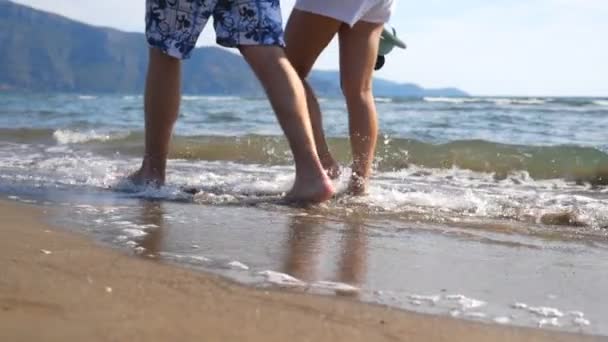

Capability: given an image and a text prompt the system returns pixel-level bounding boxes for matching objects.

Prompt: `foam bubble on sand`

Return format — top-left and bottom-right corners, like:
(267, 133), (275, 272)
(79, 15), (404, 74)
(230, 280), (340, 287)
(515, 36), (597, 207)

(114, 221), (134, 225)
(538, 317), (561, 327)
(573, 317), (591, 326)
(512, 302), (528, 309)
(528, 306), (564, 318)
(408, 294), (441, 304)
(258, 271), (305, 287)
(227, 261), (249, 270)
(188, 256), (210, 263)
(494, 316), (511, 324)
(567, 311), (590, 326)
(568, 311), (585, 318)
(449, 309), (461, 317)
(159, 252), (210, 264)
(445, 294), (486, 310)
(122, 229), (147, 238)
(311, 281), (359, 294)
(464, 312), (487, 319)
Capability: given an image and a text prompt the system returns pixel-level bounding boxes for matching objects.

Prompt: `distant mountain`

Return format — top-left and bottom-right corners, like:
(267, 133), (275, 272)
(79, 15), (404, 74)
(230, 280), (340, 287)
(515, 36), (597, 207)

(309, 71), (468, 98)
(0, 1), (468, 97)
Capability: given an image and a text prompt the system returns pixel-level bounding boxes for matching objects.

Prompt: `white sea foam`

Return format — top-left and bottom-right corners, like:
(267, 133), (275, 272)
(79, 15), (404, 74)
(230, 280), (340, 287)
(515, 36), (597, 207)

(2, 142), (608, 231)
(159, 252), (210, 263)
(494, 316), (511, 324)
(593, 100), (608, 106)
(182, 96), (205, 101)
(464, 312), (487, 319)
(125, 240), (138, 247)
(568, 311), (585, 318)
(122, 229), (147, 238)
(227, 261), (249, 270)
(445, 294), (486, 310)
(527, 306), (564, 318)
(423, 97), (474, 104)
(408, 294), (441, 304)
(538, 317), (561, 327)
(78, 95), (97, 100)
(45, 145), (72, 153)
(53, 129), (117, 144)
(573, 317), (591, 326)
(311, 281), (359, 293)
(512, 302), (528, 309)
(258, 271), (305, 287)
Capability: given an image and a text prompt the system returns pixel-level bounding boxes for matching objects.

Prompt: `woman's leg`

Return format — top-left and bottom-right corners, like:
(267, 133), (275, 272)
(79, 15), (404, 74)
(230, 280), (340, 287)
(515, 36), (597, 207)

(338, 21), (384, 195)
(285, 9), (342, 179)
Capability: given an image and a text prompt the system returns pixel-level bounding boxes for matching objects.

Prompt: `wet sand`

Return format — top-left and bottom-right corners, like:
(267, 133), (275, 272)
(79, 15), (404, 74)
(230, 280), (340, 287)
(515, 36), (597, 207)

(0, 199), (601, 342)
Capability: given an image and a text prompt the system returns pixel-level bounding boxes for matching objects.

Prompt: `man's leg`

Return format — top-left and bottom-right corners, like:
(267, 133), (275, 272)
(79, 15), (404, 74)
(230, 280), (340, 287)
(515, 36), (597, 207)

(129, 48), (182, 186)
(239, 45), (335, 203)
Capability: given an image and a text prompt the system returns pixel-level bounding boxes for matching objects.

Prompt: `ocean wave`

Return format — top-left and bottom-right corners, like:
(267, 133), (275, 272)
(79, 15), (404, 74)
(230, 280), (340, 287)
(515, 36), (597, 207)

(422, 97), (608, 107)
(490, 98), (547, 105)
(77, 95), (97, 100)
(52, 129), (127, 144)
(423, 97), (477, 104)
(593, 100), (608, 107)
(428, 97), (548, 106)
(423, 97), (548, 106)
(182, 95), (240, 102)
(2, 128), (607, 183)
(1, 145), (607, 231)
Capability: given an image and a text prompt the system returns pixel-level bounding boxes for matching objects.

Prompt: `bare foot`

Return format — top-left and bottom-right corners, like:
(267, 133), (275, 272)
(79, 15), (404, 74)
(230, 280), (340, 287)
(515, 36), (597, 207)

(320, 153), (341, 180)
(127, 162), (165, 187)
(347, 173), (369, 196)
(285, 174), (336, 204)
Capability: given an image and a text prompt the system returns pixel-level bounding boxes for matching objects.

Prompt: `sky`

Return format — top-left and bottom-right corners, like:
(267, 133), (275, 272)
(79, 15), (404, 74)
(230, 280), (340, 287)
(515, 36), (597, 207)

(11, 0), (608, 97)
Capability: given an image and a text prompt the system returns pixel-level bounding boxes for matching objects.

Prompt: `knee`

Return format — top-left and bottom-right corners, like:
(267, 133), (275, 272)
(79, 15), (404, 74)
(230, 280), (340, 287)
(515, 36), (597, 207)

(239, 45), (284, 71)
(340, 79), (373, 104)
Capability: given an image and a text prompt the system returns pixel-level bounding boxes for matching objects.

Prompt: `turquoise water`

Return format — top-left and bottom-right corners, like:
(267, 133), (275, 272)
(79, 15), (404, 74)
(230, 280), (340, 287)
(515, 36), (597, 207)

(1, 93), (607, 336)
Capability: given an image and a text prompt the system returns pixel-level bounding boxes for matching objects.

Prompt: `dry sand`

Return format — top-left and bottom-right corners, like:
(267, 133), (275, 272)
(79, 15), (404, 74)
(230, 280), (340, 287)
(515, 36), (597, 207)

(0, 199), (602, 342)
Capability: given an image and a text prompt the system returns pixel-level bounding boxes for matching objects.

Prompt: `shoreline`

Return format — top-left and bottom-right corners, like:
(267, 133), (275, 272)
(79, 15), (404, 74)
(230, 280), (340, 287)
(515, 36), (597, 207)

(0, 199), (602, 342)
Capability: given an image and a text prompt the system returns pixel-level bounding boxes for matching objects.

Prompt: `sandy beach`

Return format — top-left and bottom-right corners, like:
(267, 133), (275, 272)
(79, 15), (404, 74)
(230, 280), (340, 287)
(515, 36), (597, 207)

(0, 199), (602, 342)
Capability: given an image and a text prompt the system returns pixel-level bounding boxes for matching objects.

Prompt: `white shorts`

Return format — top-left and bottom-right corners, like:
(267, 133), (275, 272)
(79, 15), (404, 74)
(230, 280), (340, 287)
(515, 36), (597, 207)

(294, 0), (394, 27)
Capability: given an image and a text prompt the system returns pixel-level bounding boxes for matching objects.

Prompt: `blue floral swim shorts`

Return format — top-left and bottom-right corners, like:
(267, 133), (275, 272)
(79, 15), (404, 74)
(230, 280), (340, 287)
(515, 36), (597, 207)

(145, 0), (285, 59)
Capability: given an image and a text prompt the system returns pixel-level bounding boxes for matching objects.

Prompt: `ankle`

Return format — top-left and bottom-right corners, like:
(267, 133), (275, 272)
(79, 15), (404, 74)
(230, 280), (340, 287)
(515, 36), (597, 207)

(141, 156), (166, 177)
